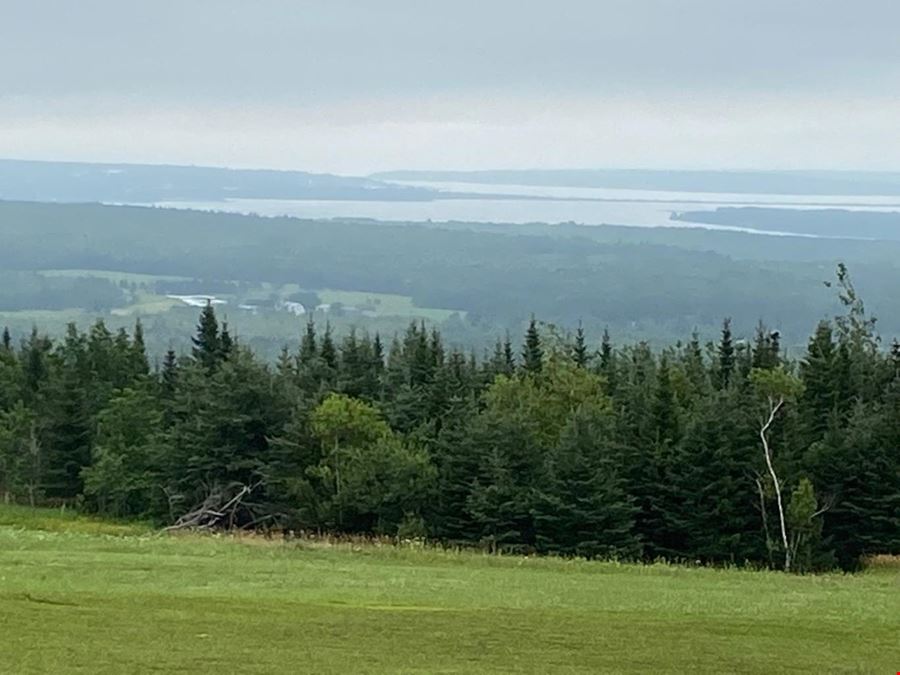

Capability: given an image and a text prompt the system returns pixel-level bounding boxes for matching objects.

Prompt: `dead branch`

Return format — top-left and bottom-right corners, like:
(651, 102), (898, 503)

(164, 482), (261, 532)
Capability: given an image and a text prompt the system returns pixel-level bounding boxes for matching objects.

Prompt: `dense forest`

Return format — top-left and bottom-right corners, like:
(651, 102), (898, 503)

(0, 271), (126, 311)
(1, 265), (897, 572)
(5, 200), (900, 352)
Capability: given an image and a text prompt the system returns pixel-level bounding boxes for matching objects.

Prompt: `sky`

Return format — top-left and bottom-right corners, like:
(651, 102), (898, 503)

(2, 0), (900, 174)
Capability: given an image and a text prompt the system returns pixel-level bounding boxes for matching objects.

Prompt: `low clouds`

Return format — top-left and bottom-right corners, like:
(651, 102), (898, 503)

(2, 1), (899, 172)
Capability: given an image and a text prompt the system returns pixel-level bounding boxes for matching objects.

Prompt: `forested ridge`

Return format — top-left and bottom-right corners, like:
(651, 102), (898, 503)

(6, 199), (900, 347)
(1, 267), (897, 571)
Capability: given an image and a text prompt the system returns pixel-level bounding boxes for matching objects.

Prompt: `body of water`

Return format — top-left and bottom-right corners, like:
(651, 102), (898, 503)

(154, 180), (900, 237)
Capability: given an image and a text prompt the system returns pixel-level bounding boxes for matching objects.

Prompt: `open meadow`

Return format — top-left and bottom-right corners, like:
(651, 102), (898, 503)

(1, 506), (898, 674)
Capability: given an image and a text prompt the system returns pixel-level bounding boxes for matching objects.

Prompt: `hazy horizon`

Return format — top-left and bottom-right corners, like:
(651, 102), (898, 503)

(3, 1), (900, 174)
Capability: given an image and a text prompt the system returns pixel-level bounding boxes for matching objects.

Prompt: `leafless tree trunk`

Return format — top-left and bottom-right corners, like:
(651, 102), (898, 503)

(755, 474), (775, 568)
(26, 421), (41, 508)
(759, 395), (790, 571)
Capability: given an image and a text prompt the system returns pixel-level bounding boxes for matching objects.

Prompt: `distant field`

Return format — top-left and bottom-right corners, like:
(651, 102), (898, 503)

(0, 270), (463, 359)
(40, 269), (192, 284)
(32, 269), (460, 321)
(1, 506), (898, 674)
(317, 288), (461, 321)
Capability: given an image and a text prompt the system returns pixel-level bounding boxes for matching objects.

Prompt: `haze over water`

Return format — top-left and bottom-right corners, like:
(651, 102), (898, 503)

(157, 181), (900, 237)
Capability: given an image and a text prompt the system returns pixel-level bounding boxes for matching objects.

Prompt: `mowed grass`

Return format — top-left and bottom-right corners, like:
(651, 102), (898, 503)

(1, 507), (898, 674)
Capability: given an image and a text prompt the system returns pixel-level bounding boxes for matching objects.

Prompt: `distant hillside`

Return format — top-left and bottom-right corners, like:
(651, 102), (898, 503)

(0, 158), (436, 203)
(373, 169), (900, 196)
(4, 199), (900, 347)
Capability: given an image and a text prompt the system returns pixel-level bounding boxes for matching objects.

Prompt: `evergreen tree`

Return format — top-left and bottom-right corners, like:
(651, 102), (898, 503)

(502, 333), (516, 375)
(130, 319), (150, 378)
(572, 322), (588, 368)
(320, 324), (337, 371)
(717, 318), (735, 389)
(522, 317), (543, 375)
(1, 302), (896, 571)
(191, 302), (221, 371)
(799, 321), (839, 445)
(298, 319), (318, 366)
(219, 321), (234, 361)
(652, 353), (679, 446)
(533, 410), (641, 559)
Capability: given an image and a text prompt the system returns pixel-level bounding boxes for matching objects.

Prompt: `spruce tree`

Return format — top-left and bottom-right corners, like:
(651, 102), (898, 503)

(752, 321), (780, 370)
(502, 333), (516, 375)
(161, 349), (178, 399)
(192, 302), (221, 371)
(599, 329), (613, 372)
(320, 324), (337, 371)
(522, 317), (543, 375)
(372, 333), (385, 372)
(799, 321), (838, 444)
(572, 322), (588, 368)
(299, 319), (318, 366)
(130, 319), (150, 377)
(219, 321), (234, 361)
(534, 410), (641, 559)
(652, 353), (679, 446)
(717, 318), (735, 389)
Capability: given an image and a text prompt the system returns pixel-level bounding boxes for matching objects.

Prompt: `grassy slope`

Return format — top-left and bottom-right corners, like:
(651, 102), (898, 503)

(1, 507), (898, 674)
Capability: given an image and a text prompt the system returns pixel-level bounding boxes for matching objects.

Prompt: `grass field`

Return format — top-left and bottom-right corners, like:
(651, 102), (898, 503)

(31, 269), (461, 321)
(0, 269), (467, 360)
(1, 506), (898, 674)
(317, 288), (462, 321)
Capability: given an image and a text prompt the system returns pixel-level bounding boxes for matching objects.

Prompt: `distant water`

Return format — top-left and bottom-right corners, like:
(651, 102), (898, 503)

(154, 180), (900, 238)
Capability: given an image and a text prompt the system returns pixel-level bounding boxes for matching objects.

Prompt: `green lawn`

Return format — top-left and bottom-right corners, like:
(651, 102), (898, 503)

(1, 507), (898, 674)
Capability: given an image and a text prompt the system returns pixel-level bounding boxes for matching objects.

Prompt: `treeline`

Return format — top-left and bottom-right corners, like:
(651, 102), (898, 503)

(0, 270), (898, 571)
(0, 272), (126, 311)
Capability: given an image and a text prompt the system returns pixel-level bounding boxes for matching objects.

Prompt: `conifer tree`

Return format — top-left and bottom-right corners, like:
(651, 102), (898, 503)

(522, 317), (543, 375)
(572, 322), (588, 368)
(502, 333), (516, 375)
(299, 319), (318, 366)
(599, 329), (612, 372)
(652, 353), (679, 446)
(192, 301), (221, 371)
(372, 333), (385, 372)
(131, 319), (150, 377)
(219, 321), (234, 361)
(799, 321), (838, 444)
(161, 349), (178, 399)
(320, 323), (337, 371)
(717, 318), (735, 389)
(534, 410), (641, 559)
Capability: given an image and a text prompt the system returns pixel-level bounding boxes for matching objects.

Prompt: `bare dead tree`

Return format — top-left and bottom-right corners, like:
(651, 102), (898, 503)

(754, 473), (775, 568)
(164, 481), (261, 532)
(759, 394), (791, 571)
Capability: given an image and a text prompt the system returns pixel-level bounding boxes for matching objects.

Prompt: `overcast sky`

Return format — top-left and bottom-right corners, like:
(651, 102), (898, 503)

(2, 0), (899, 174)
